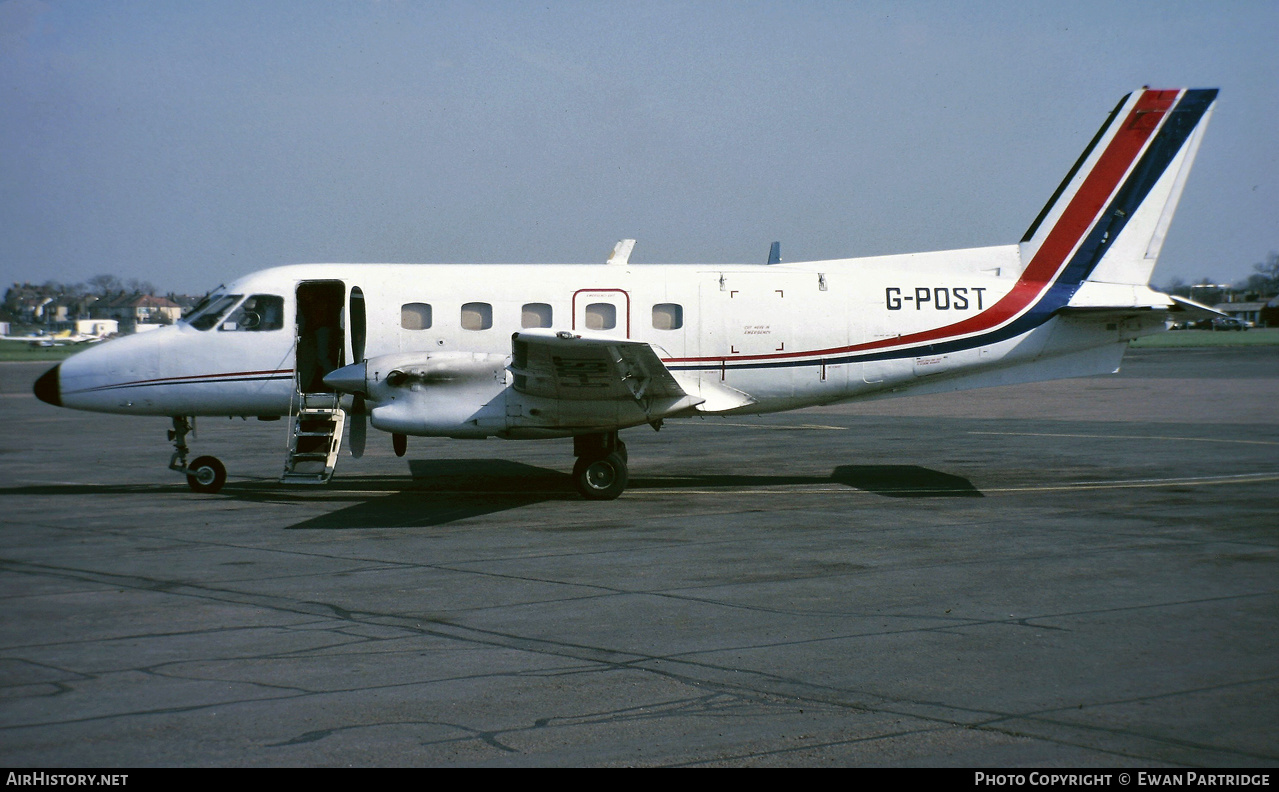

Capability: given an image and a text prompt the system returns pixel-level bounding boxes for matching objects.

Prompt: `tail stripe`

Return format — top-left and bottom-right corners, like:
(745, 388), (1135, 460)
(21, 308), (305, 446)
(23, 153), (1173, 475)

(1022, 93), (1130, 244)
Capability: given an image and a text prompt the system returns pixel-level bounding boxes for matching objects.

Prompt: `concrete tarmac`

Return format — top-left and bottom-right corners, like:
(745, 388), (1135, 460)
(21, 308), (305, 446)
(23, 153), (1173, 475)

(1, 347), (1276, 767)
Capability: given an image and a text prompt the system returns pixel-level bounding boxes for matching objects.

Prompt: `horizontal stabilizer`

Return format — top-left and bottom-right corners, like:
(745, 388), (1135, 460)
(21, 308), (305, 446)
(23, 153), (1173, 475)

(1061, 280), (1174, 312)
(1168, 294), (1229, 320)
(1060, 281), (1228, 323)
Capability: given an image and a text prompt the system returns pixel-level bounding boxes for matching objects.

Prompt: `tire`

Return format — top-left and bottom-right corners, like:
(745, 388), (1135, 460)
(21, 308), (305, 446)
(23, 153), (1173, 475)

(186, 455), (227, 494)
(573, 452), (628, 500)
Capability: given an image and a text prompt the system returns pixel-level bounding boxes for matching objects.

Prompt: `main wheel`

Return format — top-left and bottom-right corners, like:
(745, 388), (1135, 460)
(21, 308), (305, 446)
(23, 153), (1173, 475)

(186, 455), (227, 494)
(572, 452), (628, 500)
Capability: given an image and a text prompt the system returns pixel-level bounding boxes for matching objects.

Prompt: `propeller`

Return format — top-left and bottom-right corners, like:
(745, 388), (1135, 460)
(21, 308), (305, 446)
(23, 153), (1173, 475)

(348, 287), (367, 459)
(321, 360), (368, 459)
(349, 392), (367, 458)
(322, 359), (408, 460)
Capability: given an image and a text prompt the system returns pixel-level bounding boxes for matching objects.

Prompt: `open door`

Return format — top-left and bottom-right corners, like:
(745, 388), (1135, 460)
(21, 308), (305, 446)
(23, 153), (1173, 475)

(349, 286), (366, 363)
(295, 281), (346, 393)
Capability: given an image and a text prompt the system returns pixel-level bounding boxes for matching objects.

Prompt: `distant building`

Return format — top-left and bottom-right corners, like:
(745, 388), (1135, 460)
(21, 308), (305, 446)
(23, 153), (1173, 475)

(168, 294), (202, 313)
(75, 319), (118, 337)
(95, 293), (182, 328)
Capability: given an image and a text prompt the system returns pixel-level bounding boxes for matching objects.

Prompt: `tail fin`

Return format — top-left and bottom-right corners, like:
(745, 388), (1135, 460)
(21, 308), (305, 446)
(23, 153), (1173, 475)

(1020, 88), (1217, 290)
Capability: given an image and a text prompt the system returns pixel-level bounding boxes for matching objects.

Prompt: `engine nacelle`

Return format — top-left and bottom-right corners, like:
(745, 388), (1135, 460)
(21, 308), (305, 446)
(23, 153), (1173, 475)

(328, 352), (510, 438)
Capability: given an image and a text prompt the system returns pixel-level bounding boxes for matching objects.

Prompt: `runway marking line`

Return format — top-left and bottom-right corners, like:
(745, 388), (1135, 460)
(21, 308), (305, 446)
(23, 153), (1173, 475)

(684, 422), (848, 431)
(968, 430), (1279, 447)
(625, 471), (1279, 497)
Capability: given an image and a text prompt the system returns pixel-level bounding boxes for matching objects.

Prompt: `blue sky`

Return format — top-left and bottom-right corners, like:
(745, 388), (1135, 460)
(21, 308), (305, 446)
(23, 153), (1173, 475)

(1, 0), (1275, 293)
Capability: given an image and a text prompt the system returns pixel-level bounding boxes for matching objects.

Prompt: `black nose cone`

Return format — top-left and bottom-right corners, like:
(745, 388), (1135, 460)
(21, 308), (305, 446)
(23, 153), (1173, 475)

(33, 364), (61, 407)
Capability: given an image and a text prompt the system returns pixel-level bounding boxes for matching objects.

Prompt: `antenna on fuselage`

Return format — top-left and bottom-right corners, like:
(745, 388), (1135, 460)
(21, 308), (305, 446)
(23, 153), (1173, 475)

(767, 241), (781, 265)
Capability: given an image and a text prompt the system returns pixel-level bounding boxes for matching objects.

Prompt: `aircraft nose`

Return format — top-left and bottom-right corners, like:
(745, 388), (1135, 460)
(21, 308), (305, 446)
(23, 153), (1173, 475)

(33, 364), (62, 407)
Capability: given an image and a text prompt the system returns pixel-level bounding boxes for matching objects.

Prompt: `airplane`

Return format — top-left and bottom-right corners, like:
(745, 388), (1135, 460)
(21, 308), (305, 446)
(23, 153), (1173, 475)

(2, 329), (108, 346)
(32, 88), (1222, 500)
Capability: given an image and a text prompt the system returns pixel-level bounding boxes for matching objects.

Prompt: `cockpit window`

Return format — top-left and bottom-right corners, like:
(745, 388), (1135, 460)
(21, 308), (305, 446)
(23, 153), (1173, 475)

(184, 294), (242, 331)
(182, 287), (224, 320)
(219, 295), (284, 332)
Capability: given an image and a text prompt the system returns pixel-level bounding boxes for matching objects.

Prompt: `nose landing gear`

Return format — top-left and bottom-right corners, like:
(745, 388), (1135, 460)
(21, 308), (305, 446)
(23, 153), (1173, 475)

(168, 416), (227, 494)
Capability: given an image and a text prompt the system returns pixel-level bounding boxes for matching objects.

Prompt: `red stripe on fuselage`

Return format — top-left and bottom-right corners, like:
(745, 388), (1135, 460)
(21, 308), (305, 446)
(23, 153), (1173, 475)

(68, 368), (293, 394)
(668, 90), (1178, 365)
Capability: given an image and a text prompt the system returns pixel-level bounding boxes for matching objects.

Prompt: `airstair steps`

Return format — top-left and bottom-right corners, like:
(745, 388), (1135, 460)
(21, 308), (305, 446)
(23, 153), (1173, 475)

(281, 392), (345, 484)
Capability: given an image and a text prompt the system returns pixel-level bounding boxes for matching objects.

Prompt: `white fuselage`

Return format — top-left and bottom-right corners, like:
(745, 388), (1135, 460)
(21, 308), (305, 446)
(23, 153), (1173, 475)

(50, 245), (1148, 438)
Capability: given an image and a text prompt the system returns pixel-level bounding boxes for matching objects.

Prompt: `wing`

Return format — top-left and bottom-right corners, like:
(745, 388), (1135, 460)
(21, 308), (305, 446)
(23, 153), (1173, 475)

(509, 329), (703, 425)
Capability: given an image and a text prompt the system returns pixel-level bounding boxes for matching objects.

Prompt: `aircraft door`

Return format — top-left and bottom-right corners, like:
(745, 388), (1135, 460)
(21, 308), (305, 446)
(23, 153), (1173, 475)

(703, 273), (792, 357)
(295, 280), (346, 393)
(349, 286), (366, 363)
(572, 289), (631, 339)
(699, 272), (796, 397)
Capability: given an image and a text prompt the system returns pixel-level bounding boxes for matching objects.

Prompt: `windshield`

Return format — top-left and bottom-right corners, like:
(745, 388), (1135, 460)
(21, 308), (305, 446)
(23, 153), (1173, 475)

(183, 293), (242, 331)
(182, 287), (224, 320)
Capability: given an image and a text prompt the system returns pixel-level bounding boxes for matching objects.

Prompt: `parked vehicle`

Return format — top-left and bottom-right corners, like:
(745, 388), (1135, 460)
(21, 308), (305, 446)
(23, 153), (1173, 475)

(1211, 317), (1251, 331)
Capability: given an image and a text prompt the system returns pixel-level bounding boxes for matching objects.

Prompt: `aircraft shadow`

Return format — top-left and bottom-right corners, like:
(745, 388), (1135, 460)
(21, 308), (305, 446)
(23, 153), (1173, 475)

(629, 465), (982, 499)
(829, 465), (983, 498)
(0, 462), (980, 531)
(270, 460), (981, 530)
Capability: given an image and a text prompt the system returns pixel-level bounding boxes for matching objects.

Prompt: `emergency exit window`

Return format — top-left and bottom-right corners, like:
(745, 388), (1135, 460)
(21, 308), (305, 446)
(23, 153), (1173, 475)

(585, 303), (616, 331)
(401, 303), (432, 330)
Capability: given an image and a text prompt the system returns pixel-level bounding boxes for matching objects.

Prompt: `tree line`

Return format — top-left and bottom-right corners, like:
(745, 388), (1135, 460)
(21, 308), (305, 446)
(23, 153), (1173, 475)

(1159, 252), (1279, 302)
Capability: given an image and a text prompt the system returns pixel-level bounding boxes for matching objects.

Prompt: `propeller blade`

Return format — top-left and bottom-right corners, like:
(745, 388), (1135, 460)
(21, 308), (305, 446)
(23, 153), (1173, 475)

(349, 393), (366, 458)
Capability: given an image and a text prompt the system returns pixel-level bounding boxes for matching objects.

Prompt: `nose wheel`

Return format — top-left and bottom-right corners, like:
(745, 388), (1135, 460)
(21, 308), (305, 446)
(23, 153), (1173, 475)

(185, 456), (227, 494)
(168, 417), (228, 494)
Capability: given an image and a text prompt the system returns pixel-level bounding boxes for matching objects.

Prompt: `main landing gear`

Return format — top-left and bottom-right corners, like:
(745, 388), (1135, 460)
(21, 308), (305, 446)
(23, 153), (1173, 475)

(168, 416), (227, 494)
(572, 431), (629, 500)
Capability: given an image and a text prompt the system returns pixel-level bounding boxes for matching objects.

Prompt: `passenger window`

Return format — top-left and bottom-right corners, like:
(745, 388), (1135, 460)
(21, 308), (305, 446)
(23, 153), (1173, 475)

(461, 302), (493, 331)
(401, 303), (432, 330)
(652, 303), (683, 330)
(585, 303), (616, 331)
(522, 303), (553, 328)
(220, 295), (284, 331)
